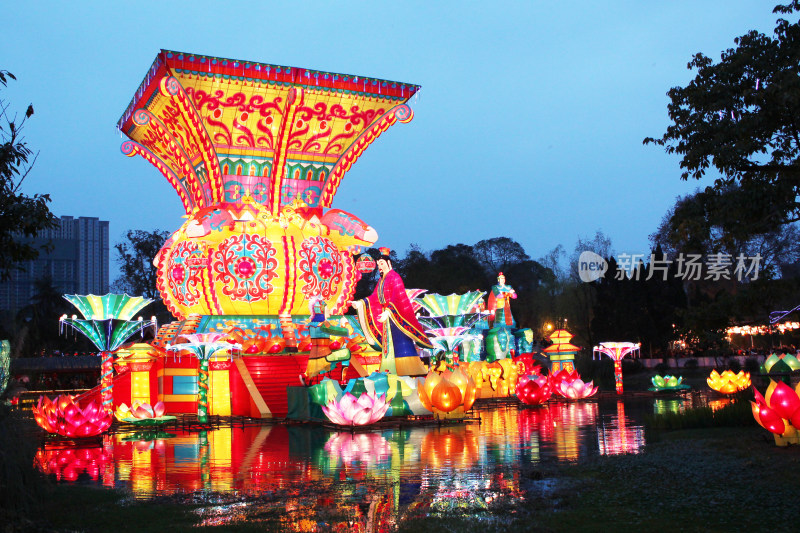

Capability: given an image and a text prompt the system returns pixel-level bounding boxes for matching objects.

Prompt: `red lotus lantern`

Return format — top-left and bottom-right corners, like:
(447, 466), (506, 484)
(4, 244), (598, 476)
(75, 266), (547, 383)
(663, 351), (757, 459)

(517, 374), (552, 405)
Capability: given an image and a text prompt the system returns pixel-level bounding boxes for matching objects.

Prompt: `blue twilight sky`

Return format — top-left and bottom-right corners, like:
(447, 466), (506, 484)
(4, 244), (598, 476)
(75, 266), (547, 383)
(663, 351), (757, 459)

(2, 1), (785, 279)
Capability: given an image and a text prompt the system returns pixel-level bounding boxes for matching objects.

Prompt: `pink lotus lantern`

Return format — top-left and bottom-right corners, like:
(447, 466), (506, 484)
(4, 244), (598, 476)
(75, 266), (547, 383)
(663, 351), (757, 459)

(516, 374), (552, 405)
(751, 379), (800, 446)
(114, 401), (168, 422)
(33, 395), (113, 437)
(554, 377), (598, 400)
(322, 391), (389, 426)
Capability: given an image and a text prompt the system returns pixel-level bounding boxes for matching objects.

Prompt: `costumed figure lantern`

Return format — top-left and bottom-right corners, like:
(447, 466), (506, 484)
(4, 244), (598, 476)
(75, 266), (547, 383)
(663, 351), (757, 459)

(488, 273), (516, 328)
(350, 248), (433, 376)
(118, 51), (419, 321)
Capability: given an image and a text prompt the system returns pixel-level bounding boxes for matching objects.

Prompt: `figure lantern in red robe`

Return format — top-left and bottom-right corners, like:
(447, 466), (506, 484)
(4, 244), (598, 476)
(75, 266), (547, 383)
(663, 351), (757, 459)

(351, 248), (432, 376)
(488, 272), (517, 328)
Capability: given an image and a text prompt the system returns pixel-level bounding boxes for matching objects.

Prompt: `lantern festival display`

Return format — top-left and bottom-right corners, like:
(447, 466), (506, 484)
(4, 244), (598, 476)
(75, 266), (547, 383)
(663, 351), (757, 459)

(649, 375), (690, 392)
(33, 395), (113, 438)
(542, 330), (580, 373)
(752, 379), (800, 446)
(707, 369), (751, 394)
(417, 366), (477, 418)
(118, 51), (418, 320)
(593, 342), (640, 394)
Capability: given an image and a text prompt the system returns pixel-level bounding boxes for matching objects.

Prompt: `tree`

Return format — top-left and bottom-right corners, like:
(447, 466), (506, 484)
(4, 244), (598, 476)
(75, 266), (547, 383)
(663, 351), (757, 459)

(644, 2), (800, 237)
(112, 229), (170, 299)
(473, 237), (531, 275)
(650, 190), (800, 279)
(112, 229), (174, 324)
(0, 69), (57, 280)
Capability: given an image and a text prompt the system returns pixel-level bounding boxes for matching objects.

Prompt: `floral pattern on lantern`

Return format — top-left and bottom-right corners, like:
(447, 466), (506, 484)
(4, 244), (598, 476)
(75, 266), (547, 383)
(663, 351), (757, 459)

(211, 234), (279, 302)
(33, 395), (113, 437)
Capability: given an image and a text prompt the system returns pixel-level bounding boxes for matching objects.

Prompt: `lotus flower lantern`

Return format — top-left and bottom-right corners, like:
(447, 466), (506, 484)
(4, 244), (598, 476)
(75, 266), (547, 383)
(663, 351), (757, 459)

(751, 379), (800, 446)
(417, 366), (477, 417)
(516, 374), (552, 405)
(649, 375), (690, 391)
(321, 391), (389, 426)
(33, 395), (113, 437)
(707, 369), (751, 394)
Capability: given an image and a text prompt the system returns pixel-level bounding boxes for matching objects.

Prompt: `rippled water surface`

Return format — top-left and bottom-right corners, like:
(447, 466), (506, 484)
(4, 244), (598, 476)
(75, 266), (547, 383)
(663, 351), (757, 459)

(35, 392), (726, 528)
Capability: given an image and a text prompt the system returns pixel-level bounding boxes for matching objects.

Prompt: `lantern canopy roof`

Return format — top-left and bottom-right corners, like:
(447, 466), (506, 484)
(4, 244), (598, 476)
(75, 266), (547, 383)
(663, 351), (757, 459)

(118, 50), (420, 214)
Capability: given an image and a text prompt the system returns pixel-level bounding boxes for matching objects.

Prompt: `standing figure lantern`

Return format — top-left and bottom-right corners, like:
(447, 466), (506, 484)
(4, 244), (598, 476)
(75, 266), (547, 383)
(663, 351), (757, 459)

(593, 342), (641, 394)
(167, 333), (241, 422)
(60, 294), (157, 413)
(118, 51), (419, 320)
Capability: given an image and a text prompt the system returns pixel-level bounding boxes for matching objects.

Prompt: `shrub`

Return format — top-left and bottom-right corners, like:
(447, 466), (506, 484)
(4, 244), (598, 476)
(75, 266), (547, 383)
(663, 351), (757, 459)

(621, 358), (644, 374)
(0, 404), (48, 523)
(743, 357), (761, 375)
(682, 358), (698, 370)
(728, 359), (743, 373)
(654, 362), (670, 375)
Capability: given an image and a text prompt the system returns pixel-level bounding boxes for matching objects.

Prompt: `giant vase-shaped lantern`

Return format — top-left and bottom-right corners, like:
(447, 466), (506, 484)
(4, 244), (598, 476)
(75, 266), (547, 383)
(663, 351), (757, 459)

(118, 51), (419, 320)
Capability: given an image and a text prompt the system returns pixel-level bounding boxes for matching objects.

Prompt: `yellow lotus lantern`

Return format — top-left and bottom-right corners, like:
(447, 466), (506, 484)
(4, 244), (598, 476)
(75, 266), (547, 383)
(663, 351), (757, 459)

(707, 369), (751, 394)
(417, 367), (477, 418)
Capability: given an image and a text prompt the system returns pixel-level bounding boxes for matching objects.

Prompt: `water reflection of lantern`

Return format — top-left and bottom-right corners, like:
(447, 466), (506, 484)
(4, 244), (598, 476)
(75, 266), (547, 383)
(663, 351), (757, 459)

(542, 330), (579, 373)
(592, 342), (640, 394)
(420, 426), (480, 469)
(597, 401), (645, 455)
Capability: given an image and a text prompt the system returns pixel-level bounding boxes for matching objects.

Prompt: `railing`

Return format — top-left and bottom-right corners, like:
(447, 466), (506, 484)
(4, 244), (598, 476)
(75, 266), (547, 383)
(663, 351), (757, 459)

(11, 389), (91, 412)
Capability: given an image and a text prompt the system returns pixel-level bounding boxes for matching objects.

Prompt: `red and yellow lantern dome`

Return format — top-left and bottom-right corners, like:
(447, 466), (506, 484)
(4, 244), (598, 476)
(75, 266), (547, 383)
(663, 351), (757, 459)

(117, 51), (418, 319)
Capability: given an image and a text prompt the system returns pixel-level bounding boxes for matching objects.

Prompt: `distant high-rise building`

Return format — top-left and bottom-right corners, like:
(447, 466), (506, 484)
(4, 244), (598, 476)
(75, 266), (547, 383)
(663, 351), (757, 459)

(0, 216), (110, 313)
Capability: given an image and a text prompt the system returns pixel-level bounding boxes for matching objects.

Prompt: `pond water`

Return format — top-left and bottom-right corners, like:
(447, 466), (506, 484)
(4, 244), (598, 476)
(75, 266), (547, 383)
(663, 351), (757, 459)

(34, 391), (727, 529)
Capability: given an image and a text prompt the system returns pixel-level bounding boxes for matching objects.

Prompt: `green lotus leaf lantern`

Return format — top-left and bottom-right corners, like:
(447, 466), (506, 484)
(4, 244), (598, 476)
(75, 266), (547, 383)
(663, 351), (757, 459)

(649, 374), (690, 391)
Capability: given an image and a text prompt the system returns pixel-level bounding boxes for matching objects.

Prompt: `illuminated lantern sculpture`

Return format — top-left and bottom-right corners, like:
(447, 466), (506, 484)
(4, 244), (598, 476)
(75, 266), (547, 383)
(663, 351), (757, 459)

(118, 51), (419, 320)
(167, 333), (240, 422)
(321, 391), (389, 426)
(33, 395), (113, 438)
(427, 326), (480, 368)
(707, 369), (751, 394)
(114, 401), (176, 426)
(593, 341), (640, 394)
(751, 379), (800, 446)
(417, 367), (477, 417)
(60, 294), (157, 413)
(649, 375), (690, 391)
(554, 376), (598, 400)
(516, 374), (552, 405)
(542, 330), (580, 373)
(761, 353), (800, 384)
